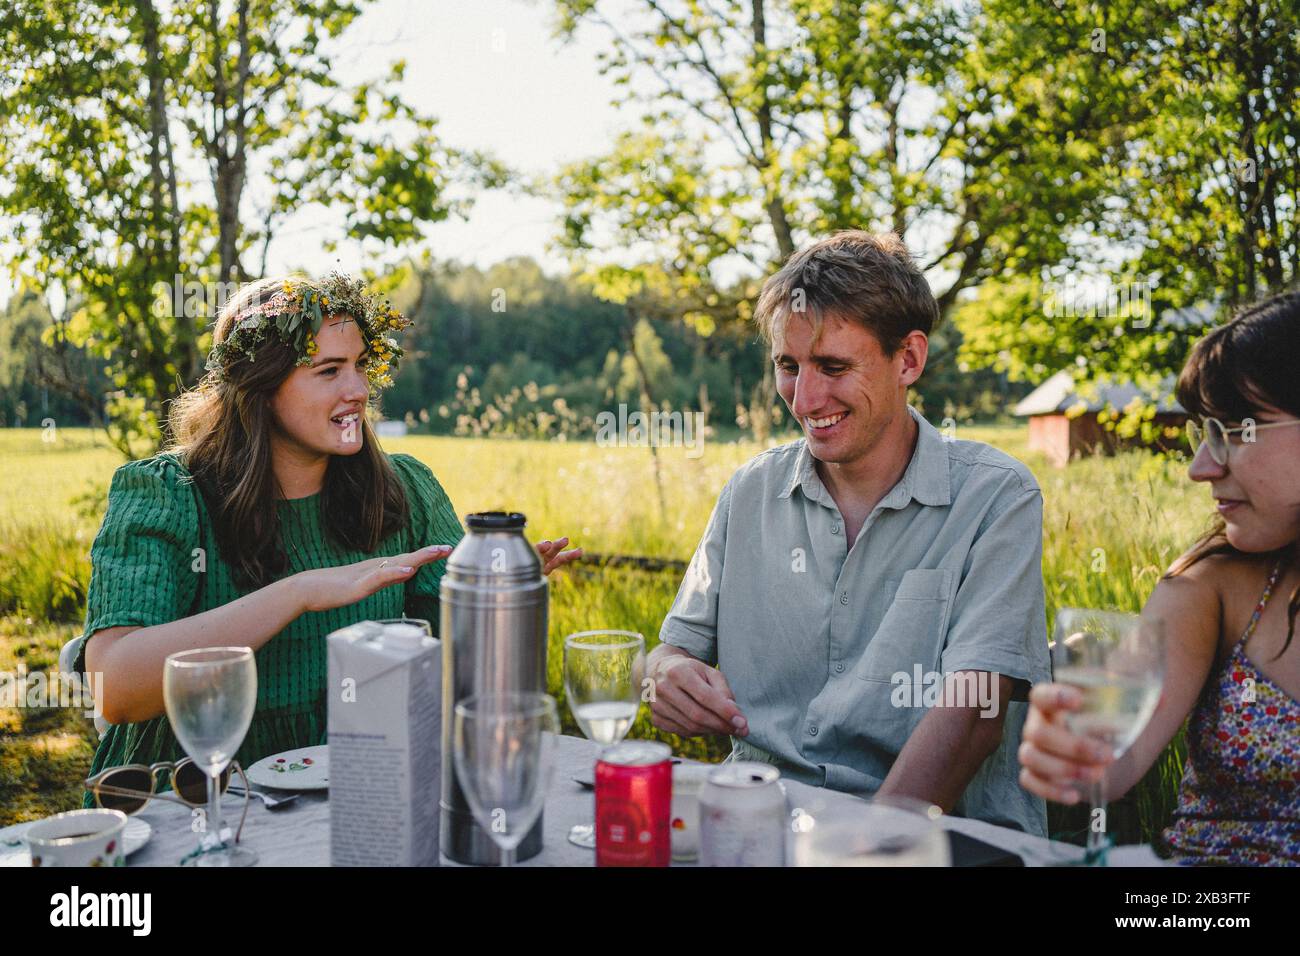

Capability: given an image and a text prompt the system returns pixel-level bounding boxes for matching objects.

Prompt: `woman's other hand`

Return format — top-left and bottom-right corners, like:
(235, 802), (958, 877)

(536, 536), (583, 575)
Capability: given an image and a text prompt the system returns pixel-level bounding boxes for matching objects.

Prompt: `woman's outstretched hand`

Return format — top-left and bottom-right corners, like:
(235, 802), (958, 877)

(536, 536), (583, 575)
(291, 544), (454, 613)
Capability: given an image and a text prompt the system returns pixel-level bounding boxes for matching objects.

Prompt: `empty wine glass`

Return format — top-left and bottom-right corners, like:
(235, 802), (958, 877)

(453, 692), (559, 867)
(563, 630), (645, 848)
(1051, 609), (1165, 865)
(163, 647), (259, 867)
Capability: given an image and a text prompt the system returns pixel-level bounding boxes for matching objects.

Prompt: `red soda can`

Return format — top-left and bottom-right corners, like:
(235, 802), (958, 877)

(595, 741), (672, 867)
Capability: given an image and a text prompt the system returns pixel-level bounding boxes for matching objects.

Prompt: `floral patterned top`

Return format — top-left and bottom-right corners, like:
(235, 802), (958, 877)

(1162, 558), (1300, 865)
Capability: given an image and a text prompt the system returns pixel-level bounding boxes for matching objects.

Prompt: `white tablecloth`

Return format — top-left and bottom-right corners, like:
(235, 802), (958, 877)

(122, 734), (1167, 867)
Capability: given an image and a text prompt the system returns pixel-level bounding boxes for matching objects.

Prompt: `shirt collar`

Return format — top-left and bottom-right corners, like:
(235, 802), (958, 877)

(779, 405), (952, 509)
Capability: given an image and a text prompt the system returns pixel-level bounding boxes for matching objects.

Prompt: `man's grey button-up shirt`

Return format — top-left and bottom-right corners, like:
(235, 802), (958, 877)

(660, 405), (1051, 836)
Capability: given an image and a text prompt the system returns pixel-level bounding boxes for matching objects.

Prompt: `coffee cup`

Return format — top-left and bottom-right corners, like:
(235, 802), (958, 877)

(25, 809), (128, 867)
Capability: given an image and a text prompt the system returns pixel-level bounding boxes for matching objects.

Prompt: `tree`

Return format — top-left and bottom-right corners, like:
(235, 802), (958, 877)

(0, 284), (112, 429)
(0, 0), (499, 455)
(548, 0), (1145, 431)
(1107, 0), (1299, 308)
(954, 0), (1300, 432)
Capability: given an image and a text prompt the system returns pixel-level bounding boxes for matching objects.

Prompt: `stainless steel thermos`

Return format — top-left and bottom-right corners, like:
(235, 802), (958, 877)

(439, 511), (548, 864)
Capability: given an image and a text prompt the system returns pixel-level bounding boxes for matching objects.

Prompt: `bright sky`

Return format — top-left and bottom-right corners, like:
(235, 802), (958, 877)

(285, 0), (624, 277)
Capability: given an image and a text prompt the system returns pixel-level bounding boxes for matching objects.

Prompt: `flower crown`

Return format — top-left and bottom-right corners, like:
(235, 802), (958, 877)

(204, 272), (412, 390)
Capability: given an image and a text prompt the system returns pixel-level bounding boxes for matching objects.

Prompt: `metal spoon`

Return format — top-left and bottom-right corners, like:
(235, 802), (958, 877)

(226, 785), (300, 810)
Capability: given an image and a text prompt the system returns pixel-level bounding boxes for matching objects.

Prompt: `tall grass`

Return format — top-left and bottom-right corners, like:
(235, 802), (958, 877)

(0, 518), (93, 623)
(0, 425), (1218, 844)
(0, 618), (99, 826)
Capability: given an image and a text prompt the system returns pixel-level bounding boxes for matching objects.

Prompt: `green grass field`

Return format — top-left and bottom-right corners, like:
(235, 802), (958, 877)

(0, 424), (1211, 846)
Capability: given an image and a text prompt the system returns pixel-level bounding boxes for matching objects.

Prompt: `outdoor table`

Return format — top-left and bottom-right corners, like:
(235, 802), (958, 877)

(125, 734), (1168, 867)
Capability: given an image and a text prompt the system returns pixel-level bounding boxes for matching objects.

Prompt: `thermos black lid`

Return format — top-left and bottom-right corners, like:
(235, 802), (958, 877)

(465, 511), (527, 530)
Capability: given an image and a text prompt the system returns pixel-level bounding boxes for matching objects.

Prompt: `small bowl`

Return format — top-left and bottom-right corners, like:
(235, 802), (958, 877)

(25, 809), (128, 868)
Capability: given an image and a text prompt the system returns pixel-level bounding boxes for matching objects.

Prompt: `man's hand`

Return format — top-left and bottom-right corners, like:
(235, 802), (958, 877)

(647, 644), (749, 738)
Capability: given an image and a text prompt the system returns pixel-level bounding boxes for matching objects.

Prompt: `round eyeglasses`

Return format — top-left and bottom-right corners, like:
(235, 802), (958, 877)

(1186, 416), (1300, 466)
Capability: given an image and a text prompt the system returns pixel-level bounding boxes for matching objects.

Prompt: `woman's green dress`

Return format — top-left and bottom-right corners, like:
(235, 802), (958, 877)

(74, 451), (464, 806)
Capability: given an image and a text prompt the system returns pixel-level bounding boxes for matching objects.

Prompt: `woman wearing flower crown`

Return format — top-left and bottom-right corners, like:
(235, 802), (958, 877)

(74, 273), (582, 798)
(1018, 290), (1300, 865)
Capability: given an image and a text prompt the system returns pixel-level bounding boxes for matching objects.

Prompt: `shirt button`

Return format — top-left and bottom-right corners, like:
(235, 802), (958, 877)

(835, 662), (845, 674)
(839, 592), (849, 605)
(831, 523), (840, 534)
(809, 725), (819, 736)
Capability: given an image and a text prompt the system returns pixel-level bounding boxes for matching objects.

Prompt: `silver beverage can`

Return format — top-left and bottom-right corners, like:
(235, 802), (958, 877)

(698, 762), (787, 867)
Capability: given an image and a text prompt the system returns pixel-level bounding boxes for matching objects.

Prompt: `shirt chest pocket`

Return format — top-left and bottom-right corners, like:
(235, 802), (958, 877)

(854, 568), (954, 683)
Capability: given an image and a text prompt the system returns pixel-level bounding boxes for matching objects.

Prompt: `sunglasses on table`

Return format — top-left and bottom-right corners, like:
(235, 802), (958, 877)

(1185, 416), (1300, 466)
(85, 759), (250, 844)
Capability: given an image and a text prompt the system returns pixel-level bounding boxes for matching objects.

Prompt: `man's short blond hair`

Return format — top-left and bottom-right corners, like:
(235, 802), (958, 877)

(754, 230), (939, 354)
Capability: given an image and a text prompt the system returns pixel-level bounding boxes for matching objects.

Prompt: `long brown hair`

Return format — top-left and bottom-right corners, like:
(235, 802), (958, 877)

(1165, 289), (1300, 657)
(164, 275), (409, 591)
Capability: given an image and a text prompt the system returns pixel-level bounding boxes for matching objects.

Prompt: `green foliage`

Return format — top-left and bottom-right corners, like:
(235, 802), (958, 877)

(953, 0), (1299, 412)
(370, 257), (1011, 438)
(0, 0), (487, 457)
(0, 284), (112, 428)
(0, 518), (91, 623)
(550, 0), (1138, 312)
(0, 617), (100, 828)
(551, 0), (1300, 443)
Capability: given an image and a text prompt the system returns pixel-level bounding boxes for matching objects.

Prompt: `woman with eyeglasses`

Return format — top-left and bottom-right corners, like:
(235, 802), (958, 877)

(74, 273), (582, 810)
(1019, 289), (1300, 865)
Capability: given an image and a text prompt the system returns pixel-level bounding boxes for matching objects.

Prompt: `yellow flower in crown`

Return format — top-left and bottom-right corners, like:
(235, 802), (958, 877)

(205, 271), (413, 390)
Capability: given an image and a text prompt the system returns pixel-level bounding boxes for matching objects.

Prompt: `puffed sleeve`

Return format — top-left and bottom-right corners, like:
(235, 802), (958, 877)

(388, 453), (465, 637)
(74, 455), (203, 673)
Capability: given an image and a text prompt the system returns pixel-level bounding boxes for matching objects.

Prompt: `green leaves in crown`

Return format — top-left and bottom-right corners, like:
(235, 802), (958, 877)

(207, 272), (411, 391)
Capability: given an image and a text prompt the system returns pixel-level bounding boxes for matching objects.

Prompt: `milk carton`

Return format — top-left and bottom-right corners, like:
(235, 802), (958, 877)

(327, 620), (441, 866)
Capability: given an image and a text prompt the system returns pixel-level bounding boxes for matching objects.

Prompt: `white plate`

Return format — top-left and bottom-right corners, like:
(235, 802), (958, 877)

(245, 745), (329, 791)
(0, 816), (151, 867)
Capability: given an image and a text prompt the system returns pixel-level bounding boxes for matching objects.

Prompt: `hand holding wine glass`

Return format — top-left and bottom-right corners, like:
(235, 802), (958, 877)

(1020, 684), (1119, 802)
(1020, 610), (1164, 865)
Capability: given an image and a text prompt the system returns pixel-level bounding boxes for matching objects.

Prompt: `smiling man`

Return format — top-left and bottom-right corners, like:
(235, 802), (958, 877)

(647, 231), (1052, 835)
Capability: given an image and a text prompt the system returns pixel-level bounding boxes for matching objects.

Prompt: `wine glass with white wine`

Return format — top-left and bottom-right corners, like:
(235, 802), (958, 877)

(163, 647), (259, 867)
(563, 630), (645, 849)
(1051, 609), (1165, 865)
